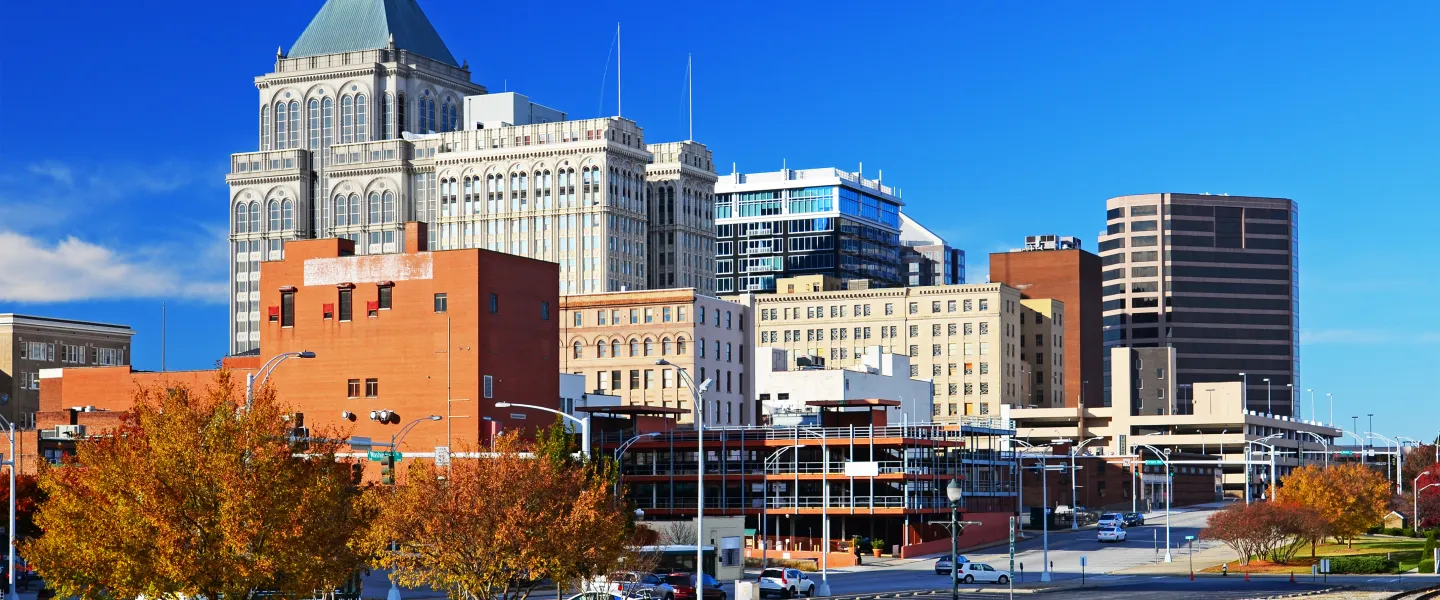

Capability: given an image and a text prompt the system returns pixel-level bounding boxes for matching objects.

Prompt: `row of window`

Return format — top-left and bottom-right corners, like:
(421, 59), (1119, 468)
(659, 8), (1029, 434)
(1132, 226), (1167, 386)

(575, 305), (737, 329)
(17, 342), (123, 366)
(757, 298), (995, 322)
(274, 288), (545, 326)
(233, 199), (295, 234)
(596, 366), (743, 395)
(260, 91), (462, 152)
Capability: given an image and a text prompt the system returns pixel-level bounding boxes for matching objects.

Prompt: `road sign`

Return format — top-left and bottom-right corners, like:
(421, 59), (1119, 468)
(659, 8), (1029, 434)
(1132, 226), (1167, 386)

(1338, 451), (1354, 456)
(1080, 556), (1087, 567)
(1319, 559), (1330, 573)
(435, 446), (451, 468)
(1185, 535), (1196, 541)
(1144, 459), (1164, 466)
(1009, 516), (1016, 580)
(367, 450), (402, 461)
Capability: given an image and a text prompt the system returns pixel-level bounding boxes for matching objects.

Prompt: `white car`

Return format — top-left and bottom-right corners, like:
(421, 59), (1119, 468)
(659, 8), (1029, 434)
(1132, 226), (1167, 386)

(956, 562), (1010, 585)
(1097, 526), (1127, 543)
(759, 568), (814, 598)
(1097, 513), (1123, 528)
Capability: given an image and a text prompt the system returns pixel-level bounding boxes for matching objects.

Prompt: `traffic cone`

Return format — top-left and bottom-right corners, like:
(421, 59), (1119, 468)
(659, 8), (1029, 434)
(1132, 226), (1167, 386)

(1245, 572), (1250, 582)
(1290, 572), (1295, 584)
(1190, 571), (1194, 581)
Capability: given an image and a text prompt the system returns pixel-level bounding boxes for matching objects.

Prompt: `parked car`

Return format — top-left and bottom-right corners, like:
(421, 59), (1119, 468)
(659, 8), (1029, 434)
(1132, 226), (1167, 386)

(569, 593), (633, 600)
(956, 562), (1010, 585)
(591, 572), (675, 600)
(759, 568), (814, 598)
(1097, 526), (1127, 543)
(934, 555), (970, 575)
(1122, 512), (1146, 527)
(1097, 513), (1123, 528)
(666, 573), (726, 600)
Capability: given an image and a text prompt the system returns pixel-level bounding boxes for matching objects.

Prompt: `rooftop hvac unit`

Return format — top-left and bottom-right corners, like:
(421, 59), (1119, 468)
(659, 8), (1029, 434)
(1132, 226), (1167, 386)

(56, 424), (86, 438)
(795, 355), (827, 369)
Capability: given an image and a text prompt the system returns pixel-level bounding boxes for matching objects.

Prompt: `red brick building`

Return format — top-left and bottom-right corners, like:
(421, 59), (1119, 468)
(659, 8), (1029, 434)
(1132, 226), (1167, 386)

(989, 248), (1103, 408)
(37, 223), (561, 476)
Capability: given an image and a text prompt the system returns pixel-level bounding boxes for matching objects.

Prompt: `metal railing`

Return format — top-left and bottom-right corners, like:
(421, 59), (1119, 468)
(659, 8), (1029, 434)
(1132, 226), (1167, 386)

(596, 420), (1012, 445)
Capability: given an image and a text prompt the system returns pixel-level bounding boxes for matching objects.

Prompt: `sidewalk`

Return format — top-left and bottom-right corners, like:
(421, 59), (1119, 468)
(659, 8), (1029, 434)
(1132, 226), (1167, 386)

(1115, 543), (1237, 575)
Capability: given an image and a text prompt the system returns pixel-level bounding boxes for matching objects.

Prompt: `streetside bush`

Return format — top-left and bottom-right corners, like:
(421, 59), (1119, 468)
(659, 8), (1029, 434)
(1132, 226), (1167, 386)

(1328, 555), (1397, 574)
(1419, 558), (1435, 575)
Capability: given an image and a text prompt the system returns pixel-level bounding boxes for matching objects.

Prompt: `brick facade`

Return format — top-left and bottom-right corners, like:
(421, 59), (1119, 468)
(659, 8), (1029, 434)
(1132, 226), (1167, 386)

(989, 249), (1103, 408)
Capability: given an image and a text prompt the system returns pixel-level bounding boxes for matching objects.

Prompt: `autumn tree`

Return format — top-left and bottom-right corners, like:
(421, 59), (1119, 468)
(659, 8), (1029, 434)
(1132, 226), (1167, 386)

(1276, 463), (1391, 547)
(1203, 502), (1321, 565)
(363, 433), (631, 600)
(22, 371), (373, 600)
(0, 474), (43, 539)
(1402, 445), (1437, 489)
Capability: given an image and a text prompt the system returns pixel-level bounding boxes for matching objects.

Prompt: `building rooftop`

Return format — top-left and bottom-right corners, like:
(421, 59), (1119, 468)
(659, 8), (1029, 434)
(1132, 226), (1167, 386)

(719, 167), (901, 203)
(0, 314), (135, 336)
(288, 0), (458, 66)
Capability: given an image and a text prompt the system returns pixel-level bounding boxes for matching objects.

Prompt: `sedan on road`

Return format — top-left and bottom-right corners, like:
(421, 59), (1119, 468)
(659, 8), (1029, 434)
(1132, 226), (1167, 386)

(666, 574), (726, 600)
(758, 568), (813, 599)
(1097, 526), (1128, 543)
(1121, 512), (1145, 527)
(956, 562), (1010, 585)
(934, 555), (969, 575)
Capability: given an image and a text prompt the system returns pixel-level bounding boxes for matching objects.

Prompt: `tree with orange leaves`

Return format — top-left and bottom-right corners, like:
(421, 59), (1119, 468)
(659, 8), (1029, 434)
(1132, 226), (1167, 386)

(1276, 463), (1391, 547)
(361, 422), (631, 600)
(22, 371), (373, 600)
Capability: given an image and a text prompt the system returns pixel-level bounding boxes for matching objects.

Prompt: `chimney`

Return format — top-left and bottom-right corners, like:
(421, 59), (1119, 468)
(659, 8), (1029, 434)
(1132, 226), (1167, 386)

(405, 222), (429, 253)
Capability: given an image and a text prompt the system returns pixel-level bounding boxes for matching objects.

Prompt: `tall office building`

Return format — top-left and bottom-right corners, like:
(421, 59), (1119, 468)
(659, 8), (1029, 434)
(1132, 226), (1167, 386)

(225, 0), (716, 355)
(713, 168), (903, 294)
(1, 314), (134, 428)
(1097, 193), (1298, 415)
(899, 213), (966, 286)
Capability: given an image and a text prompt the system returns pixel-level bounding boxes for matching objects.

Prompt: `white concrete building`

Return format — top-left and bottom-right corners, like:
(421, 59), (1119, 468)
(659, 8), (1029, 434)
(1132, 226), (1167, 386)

(226, 0), (717, 355)
(754, 346), (932, 426)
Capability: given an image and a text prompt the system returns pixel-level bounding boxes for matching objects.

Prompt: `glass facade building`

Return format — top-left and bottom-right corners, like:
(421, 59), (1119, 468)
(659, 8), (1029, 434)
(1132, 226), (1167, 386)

(714, 169), (903, 294)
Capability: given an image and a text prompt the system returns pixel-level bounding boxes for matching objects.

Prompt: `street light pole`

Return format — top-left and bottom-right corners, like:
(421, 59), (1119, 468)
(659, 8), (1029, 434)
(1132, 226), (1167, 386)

(658, 359), (712, 600)
(1366, 432), (1402, 495)
(948, 479), (962, 600)
(1307, 389), (1315, 423)
(1133, 443), (1173, 562)
(495, 402), (591, 458)
(1263, 378), (1271, 415)
(0, 416), (16, 600)
(1070, 436), (1103, 530)
(1286, 384), (1293, 418)
(385, 414), (441, 600)
(613, 432), (661, 495)
(245, 350), (316, 411)
(1298, 431), (1329, 468)
(760, 446), (798, 570)
(1239, 372), (1248, 412)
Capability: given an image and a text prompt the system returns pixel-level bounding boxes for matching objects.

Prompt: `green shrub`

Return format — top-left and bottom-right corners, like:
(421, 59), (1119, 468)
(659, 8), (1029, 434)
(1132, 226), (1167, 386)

(1367, 526), (1383, 535)
(1387, 527), (1405, 536)
(1328, 556), (1398, 574)
(1424, 530), (1437, 556)
(1419, 559), (1435, 575)
(1403, 528), (1417, 538)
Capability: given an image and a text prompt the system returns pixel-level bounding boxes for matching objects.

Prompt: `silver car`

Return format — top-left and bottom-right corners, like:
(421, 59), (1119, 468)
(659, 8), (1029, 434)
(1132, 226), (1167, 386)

(934, 555), (969, 575)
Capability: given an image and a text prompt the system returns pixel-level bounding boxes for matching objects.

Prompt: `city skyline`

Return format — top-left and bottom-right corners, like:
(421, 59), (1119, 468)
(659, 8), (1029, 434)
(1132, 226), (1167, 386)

(2, 0), (1438, 438)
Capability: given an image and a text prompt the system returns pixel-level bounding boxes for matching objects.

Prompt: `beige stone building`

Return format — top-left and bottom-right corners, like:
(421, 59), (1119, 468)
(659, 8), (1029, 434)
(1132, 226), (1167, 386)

(559, 290), (752, 425)
(226, 0), (717, 355)
(0, 314), (134, 427)
(729, 277), (1063, 421)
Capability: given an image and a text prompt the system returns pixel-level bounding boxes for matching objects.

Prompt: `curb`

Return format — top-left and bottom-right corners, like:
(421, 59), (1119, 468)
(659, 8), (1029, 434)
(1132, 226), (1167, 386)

(819, 587), (1043, 599)
(1249, 586), (1346, 599)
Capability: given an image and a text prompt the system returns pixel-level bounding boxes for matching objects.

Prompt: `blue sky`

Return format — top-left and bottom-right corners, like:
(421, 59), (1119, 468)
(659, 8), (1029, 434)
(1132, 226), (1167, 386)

(1, 1), (1436, 439)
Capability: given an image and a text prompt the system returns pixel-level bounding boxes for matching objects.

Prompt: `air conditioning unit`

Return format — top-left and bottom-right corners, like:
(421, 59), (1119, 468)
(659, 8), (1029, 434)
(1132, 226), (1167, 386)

(57, 424), (86, 438)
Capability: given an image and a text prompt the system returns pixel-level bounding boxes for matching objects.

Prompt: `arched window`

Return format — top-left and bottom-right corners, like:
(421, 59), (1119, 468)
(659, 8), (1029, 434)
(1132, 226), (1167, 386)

(428, 99), (436, 132)
(572, 341), (582, 359)
(440, 100), (449, 132)
(397, 92), (407, 134)
(334, 195), (348, 227)
(274, 102), (287, 149)
(261, 105), (270, 150)
(644, 339), (654, 356)
(417, 94), (428, 132)
(355, 94), (367, 142)
(381, 93), (393, 140)
(281, 199), (294, 230)
(323, 97), (334, 144)
(611, 340), (620, 357)
(248, 202), (260, 233)
(629, 339), (639, 357)
(235, 203), (248, 233)
(714, 340), (721, 359)
(348, 193), (361, 226)
(288, 101), (300, 149)
(382, 191), (396, 223)
(308, 99), (320, 148)
(699, 337), (706, 358)
(449, 102), (458, 131)
(268, 200), (281, 231)
(368, 192), (381, 225)
(341, 95), (354, 143)
(677, 337), (688, 355)
(662, 338), (673, 355)
(597, 340), (607, 358)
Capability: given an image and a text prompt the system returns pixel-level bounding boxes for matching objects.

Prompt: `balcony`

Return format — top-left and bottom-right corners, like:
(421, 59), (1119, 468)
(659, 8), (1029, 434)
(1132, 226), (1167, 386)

(230, 150), (306, 175)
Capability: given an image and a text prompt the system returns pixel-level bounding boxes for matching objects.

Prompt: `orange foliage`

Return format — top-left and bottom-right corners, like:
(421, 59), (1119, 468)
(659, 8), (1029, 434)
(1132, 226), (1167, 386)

(1276, 464), (1391, 547)
(362, 434), (631, 600)
(22, 371), (373, 600)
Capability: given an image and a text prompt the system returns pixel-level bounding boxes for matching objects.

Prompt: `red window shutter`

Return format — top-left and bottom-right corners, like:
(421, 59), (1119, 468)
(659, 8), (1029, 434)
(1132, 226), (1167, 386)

(366, 301), (380, 311)
(268, 306), (280, 317)
(323, 303), (335, 315)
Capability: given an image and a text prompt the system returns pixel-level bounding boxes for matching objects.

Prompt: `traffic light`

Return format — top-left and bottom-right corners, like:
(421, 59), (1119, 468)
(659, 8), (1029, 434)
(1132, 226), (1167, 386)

(350, 462), (364, 487)
(380, 453), (396, 486)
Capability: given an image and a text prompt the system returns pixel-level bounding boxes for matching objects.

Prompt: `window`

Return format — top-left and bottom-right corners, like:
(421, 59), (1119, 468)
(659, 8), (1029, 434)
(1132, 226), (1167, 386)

(910, 325), (919, 337)
(677, 337), (688, 354)
(541, 301), (551, 320)
(885, 303), (894, 315)
(434, 293), (448, 313)
(663, 307), (672, 322)
(662, 338), (673, 355)
(573, 341), (583, 359)
(644, 339), (655, 356)
(339, 290), (353, 321)
(979, 299), (988, 311)
(630, 339), (640, 357)
(947, 300), (957, 312)
(489, 293), (499, 313)
(979, 322), (989, 335)
(365, 378), (379, 398)
(576, 312), (585, 327)
(909, 302), (918, 315)
(378, 286), (392, 310)
(483, 375), (494, 399)
(630, 309), (640, 324)
(932, 301), (941, 313)
(280, 291), (295, 327)
(644, 370), (654, 389)
(909, 345), (919, 357)
(347, 379), (360, 398)
(629, 370), (641, 389)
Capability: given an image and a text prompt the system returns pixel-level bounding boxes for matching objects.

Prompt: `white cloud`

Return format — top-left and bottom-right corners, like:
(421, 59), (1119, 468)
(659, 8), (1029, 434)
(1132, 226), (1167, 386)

(0, 230), (225, 303)
(0, 159), (222, 233)
(1301, 328), (1440, 345)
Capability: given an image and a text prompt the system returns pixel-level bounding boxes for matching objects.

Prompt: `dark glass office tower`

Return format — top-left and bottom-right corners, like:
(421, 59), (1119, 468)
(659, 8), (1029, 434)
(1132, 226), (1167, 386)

(1097, 193), (1299, 416)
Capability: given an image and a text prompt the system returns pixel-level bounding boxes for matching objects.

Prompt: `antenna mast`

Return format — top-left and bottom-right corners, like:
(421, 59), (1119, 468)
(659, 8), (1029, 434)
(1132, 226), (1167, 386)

(616, 23), (622, 118)
(688, 53), (694, 141)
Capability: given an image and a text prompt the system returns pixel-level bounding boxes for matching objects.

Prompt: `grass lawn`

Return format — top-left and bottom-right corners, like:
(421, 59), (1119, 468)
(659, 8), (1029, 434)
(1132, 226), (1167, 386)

(1200, 535), (1428, 574)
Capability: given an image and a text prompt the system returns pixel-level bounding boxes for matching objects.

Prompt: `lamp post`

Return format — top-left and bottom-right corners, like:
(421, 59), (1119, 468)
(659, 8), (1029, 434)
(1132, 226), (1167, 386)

(760, 445), (799, 570)
(1263, 378), (1271, 415)
(948, 479), (963, 600)
(386, 414), (442, 600)
(1132, 443), (1173, 562)
(1239, 372), (1248, 412)
(1246, 436), (1281, 502)
(1416, 472), (1433, 529)
(1325, 393), (1333, 427)
(245, 350), (316, 411)
(1298, 431), (1330, 468)
(614, 432), (660, 495)
(1286, 384), (1293, 418)
(495, 402), (590, 459)
(1010, 439), (1046, 523)
(1068, 436), (1104, 530)
(0, 415), (16, 600)
(1307, 389), (1315, 423)
(1025, 460), (1067, 581)
(657, 359), (712, 600)
(1366, 432), (1402, 495)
